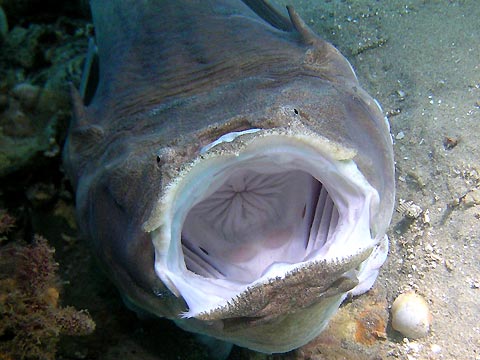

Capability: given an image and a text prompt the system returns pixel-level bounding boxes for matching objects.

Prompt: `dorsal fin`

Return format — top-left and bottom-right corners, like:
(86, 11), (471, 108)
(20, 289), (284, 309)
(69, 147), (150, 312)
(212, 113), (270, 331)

(70, 83), (89, 128)
(285, 5), (359, 84)
(79, 38), (99, 106)
(241, 0), (293, 31)
(69, 83), (104, 143)
(286, 5), (318, 45)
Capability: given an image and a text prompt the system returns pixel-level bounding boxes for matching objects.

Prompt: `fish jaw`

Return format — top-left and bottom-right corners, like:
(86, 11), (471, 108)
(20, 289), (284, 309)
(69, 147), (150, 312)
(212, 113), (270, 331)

(147, 122), (386, 323)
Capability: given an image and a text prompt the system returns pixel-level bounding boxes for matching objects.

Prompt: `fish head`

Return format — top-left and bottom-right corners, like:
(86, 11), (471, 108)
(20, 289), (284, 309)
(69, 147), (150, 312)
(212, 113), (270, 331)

(139, 87), (391, 351)
(67, 73), (393, 352)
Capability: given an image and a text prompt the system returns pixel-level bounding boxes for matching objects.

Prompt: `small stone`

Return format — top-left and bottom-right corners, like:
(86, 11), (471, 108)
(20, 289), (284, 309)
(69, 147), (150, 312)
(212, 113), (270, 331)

(463, 188), (480, 207)
(424, 243), (433, 252)
(392, 292), (432, 339)
(444, 259), (454, 272)
(12, 83), (41, 109)
(406, 341), (421, 353)
(430, 344), (442, 354)
(405, 204), (422, 219)
(422, 210), (430, 224)
(396, 131), (405, 140)
(443, 136), (458, 150)
(397, 200), (423, 219)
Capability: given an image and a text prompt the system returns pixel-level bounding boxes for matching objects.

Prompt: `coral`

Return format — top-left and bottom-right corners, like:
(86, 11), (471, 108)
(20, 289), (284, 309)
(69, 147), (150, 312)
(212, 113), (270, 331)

(0, 235), (95, 360)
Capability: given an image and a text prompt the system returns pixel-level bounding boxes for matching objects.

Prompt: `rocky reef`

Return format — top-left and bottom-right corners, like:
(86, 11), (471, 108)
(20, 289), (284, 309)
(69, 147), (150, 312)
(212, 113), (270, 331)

(0, 0), (90, 177)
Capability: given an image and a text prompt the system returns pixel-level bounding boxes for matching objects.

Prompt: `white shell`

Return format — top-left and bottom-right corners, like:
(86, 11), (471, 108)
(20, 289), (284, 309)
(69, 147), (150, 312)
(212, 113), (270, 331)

(392, 292), (432, 339)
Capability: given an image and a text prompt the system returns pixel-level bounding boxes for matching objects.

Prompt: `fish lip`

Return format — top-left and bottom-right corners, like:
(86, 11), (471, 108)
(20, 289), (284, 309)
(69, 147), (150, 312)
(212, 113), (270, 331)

(148, 126), (382, 318)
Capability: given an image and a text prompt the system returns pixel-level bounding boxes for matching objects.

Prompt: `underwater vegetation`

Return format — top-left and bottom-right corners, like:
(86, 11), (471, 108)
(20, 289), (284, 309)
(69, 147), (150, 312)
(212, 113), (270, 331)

(0, 231), (95, 360)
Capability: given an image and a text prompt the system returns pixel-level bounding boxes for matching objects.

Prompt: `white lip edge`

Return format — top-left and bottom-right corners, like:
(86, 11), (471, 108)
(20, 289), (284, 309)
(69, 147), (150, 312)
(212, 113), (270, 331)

(199, 128), (261, 154)
(150, 129), (382, 317)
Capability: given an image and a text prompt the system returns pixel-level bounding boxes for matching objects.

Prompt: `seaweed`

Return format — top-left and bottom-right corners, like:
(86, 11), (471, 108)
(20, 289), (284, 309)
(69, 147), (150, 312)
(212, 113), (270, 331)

(0, 234), (95, 360)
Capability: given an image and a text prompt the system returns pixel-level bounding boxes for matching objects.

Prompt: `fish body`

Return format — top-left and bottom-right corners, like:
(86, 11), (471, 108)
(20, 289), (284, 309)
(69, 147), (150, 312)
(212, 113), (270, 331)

(64, 0), (394, 353)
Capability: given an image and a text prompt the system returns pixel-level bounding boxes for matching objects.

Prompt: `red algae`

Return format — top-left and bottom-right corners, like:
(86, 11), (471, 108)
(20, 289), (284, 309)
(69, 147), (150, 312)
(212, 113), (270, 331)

(0, 235), (95, 360)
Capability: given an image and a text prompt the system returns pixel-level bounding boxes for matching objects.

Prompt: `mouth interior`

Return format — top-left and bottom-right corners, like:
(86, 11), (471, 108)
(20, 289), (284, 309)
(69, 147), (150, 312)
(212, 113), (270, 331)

(181, 168), (339, 283)
(152, 133), (379, 317)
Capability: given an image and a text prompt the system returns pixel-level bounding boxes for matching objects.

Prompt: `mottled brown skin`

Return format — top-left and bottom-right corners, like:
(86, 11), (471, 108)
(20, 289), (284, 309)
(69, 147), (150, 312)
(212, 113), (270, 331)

(64, 0), (394, 353)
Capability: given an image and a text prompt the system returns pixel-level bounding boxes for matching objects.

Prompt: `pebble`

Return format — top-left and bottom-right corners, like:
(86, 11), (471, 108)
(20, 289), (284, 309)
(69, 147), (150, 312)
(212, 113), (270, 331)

(463, 188), (480, 206)
(430, 343), (442, 354)
(392, 292), (432, 339)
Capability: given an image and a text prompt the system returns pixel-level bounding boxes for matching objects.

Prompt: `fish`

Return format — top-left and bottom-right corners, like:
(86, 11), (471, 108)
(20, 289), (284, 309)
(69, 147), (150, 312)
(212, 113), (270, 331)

(63, 0), (395, 355)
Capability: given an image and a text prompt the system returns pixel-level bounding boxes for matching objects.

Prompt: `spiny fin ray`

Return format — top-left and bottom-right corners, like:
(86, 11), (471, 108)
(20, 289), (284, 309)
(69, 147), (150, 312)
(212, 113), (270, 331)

(241, 0), (293, 31)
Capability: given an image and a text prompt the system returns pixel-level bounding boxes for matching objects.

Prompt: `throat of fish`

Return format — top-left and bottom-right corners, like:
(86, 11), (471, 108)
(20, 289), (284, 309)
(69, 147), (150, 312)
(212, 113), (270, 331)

(149, 129), (381, 318)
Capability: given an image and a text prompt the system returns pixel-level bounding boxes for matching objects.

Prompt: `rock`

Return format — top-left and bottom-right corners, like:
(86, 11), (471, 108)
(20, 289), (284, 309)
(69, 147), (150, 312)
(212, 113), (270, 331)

(12, 83), (42, 109)
(391, 292), (432, 339)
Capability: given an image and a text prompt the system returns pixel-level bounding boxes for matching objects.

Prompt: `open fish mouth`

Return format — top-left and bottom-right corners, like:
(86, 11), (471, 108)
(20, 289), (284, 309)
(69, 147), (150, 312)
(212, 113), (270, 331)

(150, 125), (383, 318)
